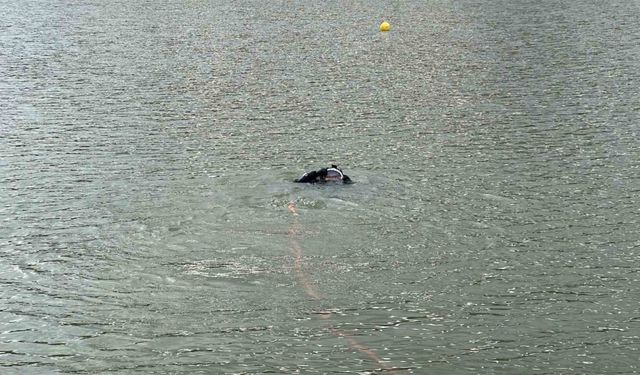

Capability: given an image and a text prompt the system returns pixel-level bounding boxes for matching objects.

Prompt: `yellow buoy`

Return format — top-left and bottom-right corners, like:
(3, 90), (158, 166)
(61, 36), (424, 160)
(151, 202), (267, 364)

(380, 21), (391, 32)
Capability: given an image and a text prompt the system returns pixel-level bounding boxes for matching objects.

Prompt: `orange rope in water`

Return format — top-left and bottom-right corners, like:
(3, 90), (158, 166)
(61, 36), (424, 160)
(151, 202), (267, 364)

(287, 201), (399, 374)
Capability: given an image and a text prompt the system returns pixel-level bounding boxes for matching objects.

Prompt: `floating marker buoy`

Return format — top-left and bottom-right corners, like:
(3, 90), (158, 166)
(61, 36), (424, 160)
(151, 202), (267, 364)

(380, 21), (391, 32)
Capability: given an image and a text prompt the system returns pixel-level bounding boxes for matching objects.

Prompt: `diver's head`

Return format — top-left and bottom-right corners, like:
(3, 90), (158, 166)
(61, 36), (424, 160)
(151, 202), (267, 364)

(325, 167), (344, 182)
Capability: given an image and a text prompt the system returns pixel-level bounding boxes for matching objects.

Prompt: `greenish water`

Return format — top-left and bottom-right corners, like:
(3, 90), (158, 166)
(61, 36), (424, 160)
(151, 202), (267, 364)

(1, 1), (639, 374)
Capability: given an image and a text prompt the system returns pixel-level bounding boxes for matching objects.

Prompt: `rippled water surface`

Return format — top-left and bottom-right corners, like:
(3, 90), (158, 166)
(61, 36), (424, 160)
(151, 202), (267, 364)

(2, 1), (639, 374)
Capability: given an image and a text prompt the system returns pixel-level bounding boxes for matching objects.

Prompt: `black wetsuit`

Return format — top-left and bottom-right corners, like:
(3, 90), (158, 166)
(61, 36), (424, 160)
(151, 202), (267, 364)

(294, 165), (352, 184)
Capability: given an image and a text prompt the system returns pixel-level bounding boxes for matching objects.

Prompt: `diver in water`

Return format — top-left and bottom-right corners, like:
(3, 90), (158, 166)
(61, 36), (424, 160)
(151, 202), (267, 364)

(294, 165), (352, 184)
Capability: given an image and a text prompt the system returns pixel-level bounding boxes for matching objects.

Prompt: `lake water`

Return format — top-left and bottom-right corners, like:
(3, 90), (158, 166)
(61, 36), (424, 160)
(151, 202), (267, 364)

(1, 1), (639, 374)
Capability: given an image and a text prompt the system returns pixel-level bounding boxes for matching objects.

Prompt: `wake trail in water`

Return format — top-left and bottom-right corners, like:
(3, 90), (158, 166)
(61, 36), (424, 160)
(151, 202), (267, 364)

(287, 201), (400, 374)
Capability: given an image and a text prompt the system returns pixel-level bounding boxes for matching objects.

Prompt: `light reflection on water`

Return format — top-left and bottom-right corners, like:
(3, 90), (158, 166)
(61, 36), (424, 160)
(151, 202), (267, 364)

(1, 0), (639, 374)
